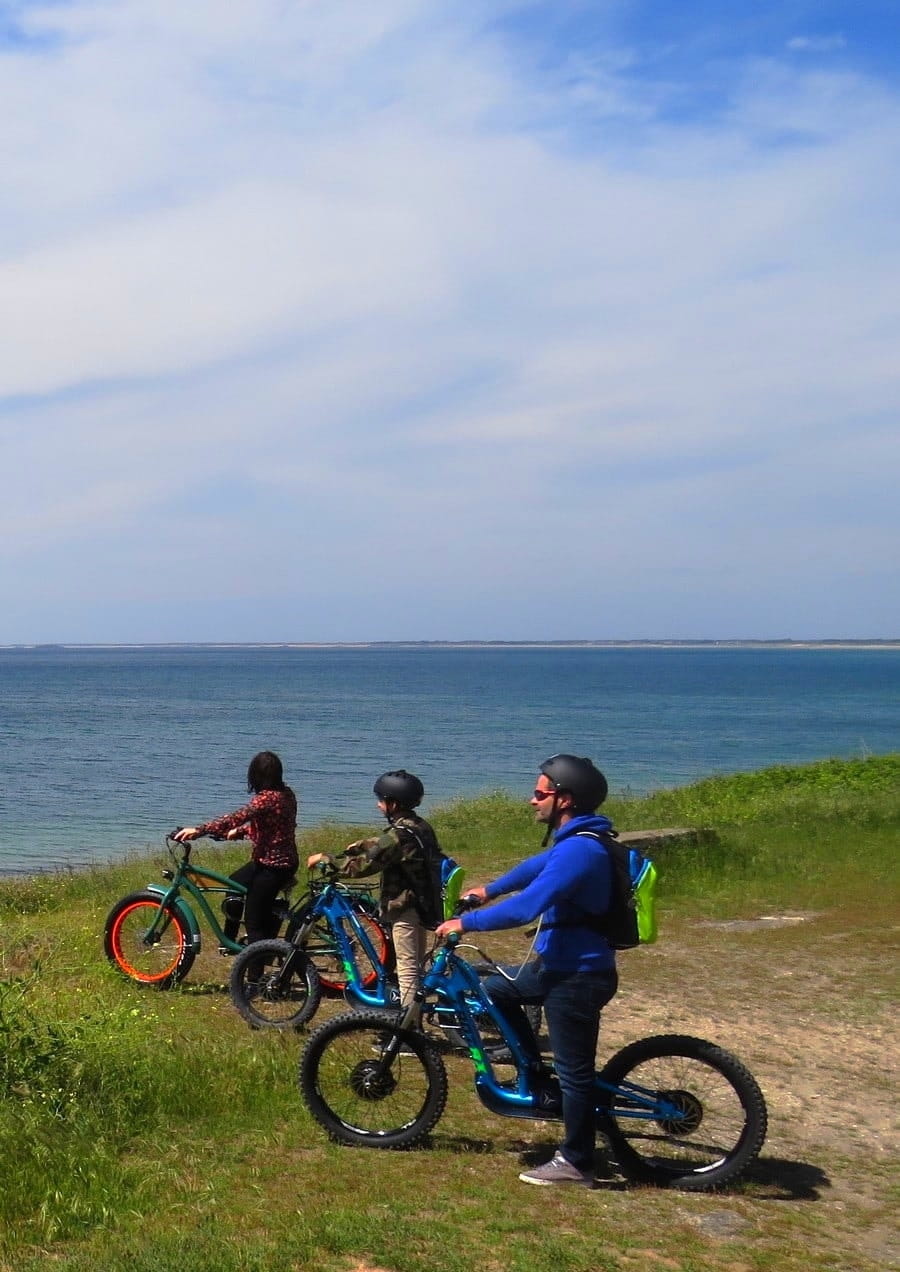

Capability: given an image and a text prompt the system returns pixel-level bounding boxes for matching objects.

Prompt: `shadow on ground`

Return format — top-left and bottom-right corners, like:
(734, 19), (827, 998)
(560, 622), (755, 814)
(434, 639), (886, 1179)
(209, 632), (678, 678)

(434, 1135), (828, 1199)
(742, 1155), (830, 1201)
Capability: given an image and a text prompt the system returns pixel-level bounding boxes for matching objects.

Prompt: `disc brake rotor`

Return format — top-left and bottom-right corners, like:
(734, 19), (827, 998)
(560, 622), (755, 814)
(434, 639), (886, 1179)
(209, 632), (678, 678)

(654, 1088), (704, 1135)
(349, 1059), (397, 1101)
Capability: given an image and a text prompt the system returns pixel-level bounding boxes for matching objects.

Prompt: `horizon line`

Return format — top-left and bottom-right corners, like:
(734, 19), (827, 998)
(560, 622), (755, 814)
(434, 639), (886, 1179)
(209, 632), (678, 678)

(2, 638), (899, 651)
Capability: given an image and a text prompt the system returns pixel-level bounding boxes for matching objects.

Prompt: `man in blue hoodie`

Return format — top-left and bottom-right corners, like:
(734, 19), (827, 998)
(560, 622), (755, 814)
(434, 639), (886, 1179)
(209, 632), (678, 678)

(435, 753), (618, 1188)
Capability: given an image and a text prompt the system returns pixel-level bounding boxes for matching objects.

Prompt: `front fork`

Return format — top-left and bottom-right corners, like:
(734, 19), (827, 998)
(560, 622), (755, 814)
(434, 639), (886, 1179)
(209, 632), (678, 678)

(368, 995), (425, 1069)
(143, 885), (202, 956)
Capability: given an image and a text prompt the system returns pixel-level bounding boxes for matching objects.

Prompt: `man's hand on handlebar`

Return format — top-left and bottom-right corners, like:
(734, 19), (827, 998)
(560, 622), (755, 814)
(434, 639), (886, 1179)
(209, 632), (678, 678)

(307, 852), (335, 871)
(172, 827), (200, 844)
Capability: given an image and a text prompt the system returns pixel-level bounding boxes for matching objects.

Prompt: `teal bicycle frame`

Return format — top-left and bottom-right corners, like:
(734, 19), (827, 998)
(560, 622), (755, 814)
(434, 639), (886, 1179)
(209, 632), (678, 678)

(104, 836), (294, 988)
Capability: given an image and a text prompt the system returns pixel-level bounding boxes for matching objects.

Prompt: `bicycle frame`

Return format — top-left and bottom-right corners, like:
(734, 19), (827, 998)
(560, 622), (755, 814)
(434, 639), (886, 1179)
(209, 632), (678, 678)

(400, 934), (687, 1125)
(140, 840), (253, 956)
(287, 880), (397, 1005)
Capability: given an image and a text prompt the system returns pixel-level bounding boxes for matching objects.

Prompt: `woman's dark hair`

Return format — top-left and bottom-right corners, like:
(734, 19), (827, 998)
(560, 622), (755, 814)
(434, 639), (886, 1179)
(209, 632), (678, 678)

(247, 750), (285, 793)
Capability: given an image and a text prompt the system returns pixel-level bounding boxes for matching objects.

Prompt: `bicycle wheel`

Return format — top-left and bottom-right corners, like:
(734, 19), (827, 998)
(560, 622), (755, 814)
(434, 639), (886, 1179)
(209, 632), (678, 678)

(230, 939), (321, 1030)
(299, 1010), (448, 1148)
(598, 1033), (767, 1191)
(300, 911), (391, 994)
(104, 891), (195, 989)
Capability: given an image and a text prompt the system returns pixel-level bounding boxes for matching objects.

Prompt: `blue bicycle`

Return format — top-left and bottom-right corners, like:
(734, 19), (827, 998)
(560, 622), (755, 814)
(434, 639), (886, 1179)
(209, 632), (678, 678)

(228, 863), (393, 1029)
(298, 923), (768, 1190)
(228, 863), (539, 1046)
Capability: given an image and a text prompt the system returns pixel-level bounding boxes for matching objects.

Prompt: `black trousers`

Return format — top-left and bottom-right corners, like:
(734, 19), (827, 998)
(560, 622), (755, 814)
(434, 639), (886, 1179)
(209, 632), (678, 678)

(224, 860), (295, 945)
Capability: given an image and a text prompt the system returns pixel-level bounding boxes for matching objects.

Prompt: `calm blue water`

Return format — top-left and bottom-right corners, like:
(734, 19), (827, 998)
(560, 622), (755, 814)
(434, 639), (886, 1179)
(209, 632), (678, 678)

(1, 645), (897, 874)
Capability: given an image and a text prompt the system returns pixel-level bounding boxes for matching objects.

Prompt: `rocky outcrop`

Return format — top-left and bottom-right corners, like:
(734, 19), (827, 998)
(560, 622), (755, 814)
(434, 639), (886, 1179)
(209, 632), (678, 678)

(617, 827), (710, 849)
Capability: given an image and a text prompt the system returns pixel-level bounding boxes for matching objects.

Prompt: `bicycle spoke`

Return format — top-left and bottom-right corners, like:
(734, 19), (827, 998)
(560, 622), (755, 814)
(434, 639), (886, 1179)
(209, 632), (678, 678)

(312, 1022), (434, 1136)
(608, 1051), (750, 1174)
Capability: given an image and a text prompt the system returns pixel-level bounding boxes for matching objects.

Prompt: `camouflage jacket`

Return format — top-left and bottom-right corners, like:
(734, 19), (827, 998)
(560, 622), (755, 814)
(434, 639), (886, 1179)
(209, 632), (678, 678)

(339, 813), (443, 927)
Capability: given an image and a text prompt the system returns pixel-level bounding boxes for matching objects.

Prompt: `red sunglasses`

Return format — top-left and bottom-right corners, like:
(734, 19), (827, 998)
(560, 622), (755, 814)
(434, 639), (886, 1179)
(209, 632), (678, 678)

(532, 788), (556, 801)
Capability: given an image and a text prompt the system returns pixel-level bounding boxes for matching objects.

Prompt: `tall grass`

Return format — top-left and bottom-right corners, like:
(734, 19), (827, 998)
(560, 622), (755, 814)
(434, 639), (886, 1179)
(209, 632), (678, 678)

(0, 754), (897, 1266)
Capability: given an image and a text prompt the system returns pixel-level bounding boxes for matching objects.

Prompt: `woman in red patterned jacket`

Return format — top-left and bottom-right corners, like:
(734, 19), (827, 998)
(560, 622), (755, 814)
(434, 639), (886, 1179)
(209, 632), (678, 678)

(173, 751), (298, 947)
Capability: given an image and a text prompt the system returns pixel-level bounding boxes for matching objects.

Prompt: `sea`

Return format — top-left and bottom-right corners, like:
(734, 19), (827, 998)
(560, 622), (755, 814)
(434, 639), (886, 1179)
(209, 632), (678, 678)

(1, 644), (897, 876)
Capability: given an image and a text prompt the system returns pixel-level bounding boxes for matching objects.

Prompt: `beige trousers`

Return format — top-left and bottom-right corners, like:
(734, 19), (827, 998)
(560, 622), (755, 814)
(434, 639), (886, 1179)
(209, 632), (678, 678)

(390, 907), (426, 1016)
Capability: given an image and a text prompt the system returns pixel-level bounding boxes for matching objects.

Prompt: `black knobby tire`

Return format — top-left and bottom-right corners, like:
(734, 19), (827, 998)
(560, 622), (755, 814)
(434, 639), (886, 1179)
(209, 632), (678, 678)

(230, 939), (322, 1030)
(597, 1033), (767, 1190)
(299, 1010), (448, 1148)
(103, 890), (195, 989)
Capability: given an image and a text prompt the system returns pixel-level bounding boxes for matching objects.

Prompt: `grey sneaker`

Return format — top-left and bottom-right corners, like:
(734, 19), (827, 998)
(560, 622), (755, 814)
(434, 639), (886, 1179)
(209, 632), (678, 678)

(519, 1151), (594, 1188)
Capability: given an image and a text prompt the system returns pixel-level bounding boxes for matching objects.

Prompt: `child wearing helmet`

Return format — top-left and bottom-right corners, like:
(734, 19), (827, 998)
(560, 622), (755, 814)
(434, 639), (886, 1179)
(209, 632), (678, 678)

(307, 769), (443, 1017)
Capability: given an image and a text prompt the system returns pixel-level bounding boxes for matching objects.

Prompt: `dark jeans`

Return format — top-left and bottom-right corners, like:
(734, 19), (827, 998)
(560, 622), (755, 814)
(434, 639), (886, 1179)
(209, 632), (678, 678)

(224, 861), (295, 945)
(484, 958), (618, 1172)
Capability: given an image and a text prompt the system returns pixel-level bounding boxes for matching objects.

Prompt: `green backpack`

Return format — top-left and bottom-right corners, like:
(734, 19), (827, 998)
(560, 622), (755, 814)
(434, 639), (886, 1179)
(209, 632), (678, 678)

(580, 831), (659, 949)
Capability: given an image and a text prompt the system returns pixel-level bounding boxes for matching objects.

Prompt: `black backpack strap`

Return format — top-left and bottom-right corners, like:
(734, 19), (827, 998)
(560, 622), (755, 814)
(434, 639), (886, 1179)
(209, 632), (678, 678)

(540, 830), (616, 934)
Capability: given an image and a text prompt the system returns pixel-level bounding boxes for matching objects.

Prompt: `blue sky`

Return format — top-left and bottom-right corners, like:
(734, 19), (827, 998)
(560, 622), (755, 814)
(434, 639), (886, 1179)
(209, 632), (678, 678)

(1, 0), (898, 642)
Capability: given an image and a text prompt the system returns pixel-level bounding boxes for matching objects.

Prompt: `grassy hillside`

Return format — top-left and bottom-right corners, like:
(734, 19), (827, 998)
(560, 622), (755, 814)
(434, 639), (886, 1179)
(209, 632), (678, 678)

(0, 754), (897, 1271)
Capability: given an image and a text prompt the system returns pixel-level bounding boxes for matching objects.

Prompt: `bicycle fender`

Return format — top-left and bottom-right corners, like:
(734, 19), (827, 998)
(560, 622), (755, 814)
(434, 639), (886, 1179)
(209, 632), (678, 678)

(144, 885), (202, 953)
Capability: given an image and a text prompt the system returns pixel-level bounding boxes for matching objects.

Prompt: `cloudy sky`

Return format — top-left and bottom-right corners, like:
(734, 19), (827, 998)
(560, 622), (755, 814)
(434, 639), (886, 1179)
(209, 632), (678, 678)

(2, 0), (897, 642)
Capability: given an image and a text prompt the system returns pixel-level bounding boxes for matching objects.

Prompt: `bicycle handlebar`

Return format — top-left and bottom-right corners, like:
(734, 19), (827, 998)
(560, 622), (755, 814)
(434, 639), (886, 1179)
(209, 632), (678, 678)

(310, 859), (342, 880)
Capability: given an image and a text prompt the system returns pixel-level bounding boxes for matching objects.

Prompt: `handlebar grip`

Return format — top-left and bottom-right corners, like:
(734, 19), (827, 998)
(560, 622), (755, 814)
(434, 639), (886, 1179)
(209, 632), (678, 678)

(454, 893), (482, 916)
(166, 833), (192, 859)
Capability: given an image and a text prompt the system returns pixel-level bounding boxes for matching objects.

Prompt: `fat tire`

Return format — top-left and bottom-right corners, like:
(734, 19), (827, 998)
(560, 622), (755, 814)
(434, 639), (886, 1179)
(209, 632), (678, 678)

(103, 890), (195, 989)
(229, 939), (322, 1030)
(598, 1033), (767, 1191)
(299, 1010), (448, 1148)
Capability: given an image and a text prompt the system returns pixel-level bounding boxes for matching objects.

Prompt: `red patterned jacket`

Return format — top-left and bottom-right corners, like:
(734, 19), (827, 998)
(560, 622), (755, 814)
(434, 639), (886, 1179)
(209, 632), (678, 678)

(197, 787), (298, 870)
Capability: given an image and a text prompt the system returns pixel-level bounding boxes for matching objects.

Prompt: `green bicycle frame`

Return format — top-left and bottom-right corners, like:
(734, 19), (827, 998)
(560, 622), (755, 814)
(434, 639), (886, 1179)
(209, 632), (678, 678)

(144, 855), (247, 956)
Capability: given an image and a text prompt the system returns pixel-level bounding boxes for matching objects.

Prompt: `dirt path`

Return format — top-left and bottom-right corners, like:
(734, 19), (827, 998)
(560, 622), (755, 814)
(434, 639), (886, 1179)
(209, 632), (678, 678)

(468, 902), (897, 1268)
(591, 910), (900, 1269)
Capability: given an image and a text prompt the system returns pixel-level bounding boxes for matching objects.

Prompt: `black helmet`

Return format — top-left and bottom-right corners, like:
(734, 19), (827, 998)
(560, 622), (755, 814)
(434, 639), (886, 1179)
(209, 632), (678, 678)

(373, 769), (424, 809)
(539, 754), (608, 812)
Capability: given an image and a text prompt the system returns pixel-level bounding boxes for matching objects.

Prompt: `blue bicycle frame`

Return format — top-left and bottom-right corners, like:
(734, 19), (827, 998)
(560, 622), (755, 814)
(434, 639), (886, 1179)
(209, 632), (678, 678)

(413, 935), (685, 1125)
(288, 880), (399, 1004)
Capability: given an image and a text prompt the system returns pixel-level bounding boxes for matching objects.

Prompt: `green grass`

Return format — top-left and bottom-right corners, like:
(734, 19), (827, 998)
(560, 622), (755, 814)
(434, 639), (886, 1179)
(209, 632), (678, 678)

(0, 754), (897, 1271)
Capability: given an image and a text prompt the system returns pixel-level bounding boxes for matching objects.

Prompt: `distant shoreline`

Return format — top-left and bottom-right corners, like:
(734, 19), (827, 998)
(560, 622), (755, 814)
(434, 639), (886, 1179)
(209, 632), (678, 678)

(2, 640), (899, 652)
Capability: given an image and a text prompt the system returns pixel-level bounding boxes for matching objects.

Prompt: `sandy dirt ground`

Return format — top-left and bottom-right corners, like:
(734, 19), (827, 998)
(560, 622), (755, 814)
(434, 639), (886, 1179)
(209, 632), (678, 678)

(577, 910), (899, 1270)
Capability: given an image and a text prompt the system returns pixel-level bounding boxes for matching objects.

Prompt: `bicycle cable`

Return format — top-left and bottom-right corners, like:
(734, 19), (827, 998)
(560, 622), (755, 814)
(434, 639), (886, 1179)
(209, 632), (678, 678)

(492, 915), (543, 983)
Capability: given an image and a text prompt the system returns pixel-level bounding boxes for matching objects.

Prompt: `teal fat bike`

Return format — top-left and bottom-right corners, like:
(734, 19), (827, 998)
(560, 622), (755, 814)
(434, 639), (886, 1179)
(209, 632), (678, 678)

(298, 922), (768, 1190)
(103, 834), (308, 989)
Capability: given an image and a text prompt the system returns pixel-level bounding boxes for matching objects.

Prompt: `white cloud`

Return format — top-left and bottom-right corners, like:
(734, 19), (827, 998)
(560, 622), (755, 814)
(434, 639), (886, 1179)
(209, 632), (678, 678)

(787, 35), (848, 54)
(1, 1), (898, 639)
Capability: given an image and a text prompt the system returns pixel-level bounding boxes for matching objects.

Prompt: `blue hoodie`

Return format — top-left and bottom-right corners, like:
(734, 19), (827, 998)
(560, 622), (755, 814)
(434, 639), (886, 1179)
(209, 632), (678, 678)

(461, 813), (616, 972)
